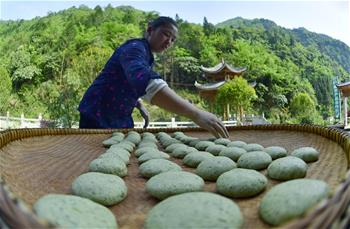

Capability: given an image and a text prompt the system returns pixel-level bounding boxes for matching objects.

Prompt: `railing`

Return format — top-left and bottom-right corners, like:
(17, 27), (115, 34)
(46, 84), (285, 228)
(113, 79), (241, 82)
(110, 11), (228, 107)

(0, 113), (43, 130)
(134, 118), (238, 128)
(0, 113), (270, 130)
(0, 114), (239, 130)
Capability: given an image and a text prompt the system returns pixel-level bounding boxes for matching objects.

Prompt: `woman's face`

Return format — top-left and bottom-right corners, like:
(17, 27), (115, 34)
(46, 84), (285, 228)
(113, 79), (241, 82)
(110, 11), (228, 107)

(147, 24), (178, 53)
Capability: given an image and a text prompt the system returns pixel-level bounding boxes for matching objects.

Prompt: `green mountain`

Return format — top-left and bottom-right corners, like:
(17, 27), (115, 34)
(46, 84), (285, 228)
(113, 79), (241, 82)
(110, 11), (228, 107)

(217, 17), (350, 73)
(292, 27), (350, 73)
(0, 6), (349, 126)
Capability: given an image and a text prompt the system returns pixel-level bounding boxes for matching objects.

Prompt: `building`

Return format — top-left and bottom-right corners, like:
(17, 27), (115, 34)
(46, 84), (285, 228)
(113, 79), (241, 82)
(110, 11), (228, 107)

(194, 59), (247, 120)
(337, 81), (350, 129)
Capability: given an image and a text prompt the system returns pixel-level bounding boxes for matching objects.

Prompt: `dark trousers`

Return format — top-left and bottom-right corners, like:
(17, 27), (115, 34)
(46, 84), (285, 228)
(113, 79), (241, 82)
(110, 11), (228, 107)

(79, 113), (134, 129)
(79, 113), (101, 129)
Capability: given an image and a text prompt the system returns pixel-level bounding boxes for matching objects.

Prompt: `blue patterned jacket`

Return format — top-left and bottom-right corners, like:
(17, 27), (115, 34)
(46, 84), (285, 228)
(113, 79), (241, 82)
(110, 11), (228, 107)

(78, 38), (161, 128)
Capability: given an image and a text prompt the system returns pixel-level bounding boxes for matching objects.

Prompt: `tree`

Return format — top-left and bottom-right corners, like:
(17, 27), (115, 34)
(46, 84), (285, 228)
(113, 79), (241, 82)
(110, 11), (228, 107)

(199, 41), (219, 66)
(203, 17), (215, 36)
(87, 5), (104, 26)
(172, 47), (200, 87)
(99, 22), (141, 48)
(175, 14), (183, 25)
(174, 56), (200, 86)
(0, 66), (12, 114)
(216, 77), (256, 121)
(40, 72), (80, 127)
(0, 7), (349, 125)
(139, 11), (159, 32)
(176, 22), (205, 58)
(69, 46), (112, 89)
(289, 92), (321, 124)
(8, 45), (41, 90)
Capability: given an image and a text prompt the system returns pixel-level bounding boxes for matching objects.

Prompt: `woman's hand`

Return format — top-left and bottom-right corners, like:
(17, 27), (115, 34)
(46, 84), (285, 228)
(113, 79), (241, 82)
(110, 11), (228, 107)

(136, 100), (149, 128)
(191, 109), (229, 138)
(151, 86), (229, 138)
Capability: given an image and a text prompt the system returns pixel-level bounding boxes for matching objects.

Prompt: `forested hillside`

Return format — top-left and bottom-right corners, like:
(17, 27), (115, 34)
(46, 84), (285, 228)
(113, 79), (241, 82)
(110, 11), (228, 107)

(0, 5), (349, 126)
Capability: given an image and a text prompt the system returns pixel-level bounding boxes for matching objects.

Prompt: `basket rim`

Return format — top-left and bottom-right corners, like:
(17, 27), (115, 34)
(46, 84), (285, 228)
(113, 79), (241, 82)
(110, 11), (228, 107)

(0, 124), (349, 229)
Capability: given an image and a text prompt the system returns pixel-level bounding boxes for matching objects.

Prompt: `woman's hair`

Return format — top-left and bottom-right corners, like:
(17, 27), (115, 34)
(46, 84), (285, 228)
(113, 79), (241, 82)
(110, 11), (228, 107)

(149, 16), (178, 29)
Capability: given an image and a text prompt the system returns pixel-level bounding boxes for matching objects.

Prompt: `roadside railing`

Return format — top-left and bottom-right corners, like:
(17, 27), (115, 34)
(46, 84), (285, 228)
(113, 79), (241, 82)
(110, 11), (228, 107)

(1, 113), (271, 130)
(134, 118), (238, 128)
(0, 113), (43, 130)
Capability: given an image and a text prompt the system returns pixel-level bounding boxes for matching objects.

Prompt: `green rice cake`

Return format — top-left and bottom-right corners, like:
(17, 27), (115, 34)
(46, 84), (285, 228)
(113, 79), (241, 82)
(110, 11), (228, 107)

(227, 140), (247, 148)
(165, 143), (186, 153)
(183, 151), (215, 168)
(260, 179), (329, 226)
(72, 172), (127, 206)
(217, 168), (267, 198)
(171, 146), (198, 158)
(291, 147), (319, 162)
(144, 192), (243, 229)
(242, 143), (264, 152)
(89, 157), (127, 177)
(264, 146), (287, 160)
(196, 156), (236, 181)
(267, 156), (308, 180)
(214, 138), (231, 146)
(138, 151), (170, 164)
(205, 144), (227, 156)
(135, 147), (158, 157)
(34, 194), (117, 229)
(194, 141), (215, 151)
(219, 147), (247, 161)
(139, 159), (182, 178)
(237, 151), (272, 170)
(98, 152), (130, 165)
(145, 171), (204, 200)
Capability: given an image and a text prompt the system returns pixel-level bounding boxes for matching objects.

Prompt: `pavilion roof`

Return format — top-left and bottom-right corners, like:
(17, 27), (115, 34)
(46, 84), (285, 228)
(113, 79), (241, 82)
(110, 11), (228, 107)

(337, 81), (350, 97)
(337, 81), (350, 88)
(200, 59), (246, 75)
(194, 81), (226, 91)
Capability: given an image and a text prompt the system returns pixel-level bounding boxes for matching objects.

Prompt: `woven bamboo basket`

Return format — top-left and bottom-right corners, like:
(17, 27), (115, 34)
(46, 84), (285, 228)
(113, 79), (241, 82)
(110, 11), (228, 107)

(0, 124), (349, 228)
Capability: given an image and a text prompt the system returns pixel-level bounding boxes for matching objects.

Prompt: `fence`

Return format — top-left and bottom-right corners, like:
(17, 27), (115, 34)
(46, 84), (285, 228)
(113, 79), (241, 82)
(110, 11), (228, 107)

(0, 112), (43, 130)
(134, 118), (238, 129)
(0, 114), (239, 130)
(0, 113), (270, 131)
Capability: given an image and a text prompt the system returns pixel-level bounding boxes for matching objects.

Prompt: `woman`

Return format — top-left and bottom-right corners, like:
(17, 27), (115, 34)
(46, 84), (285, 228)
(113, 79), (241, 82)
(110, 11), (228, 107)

(78, 16), (228, 138)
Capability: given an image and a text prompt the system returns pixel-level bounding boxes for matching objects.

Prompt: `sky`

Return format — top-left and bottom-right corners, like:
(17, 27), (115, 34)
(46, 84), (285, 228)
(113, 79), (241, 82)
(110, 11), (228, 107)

(0, 0), (349, 46)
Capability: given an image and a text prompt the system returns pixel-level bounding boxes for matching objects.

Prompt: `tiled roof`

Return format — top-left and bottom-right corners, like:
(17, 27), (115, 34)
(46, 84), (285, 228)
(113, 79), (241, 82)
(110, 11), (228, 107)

(200, 59), (246, 74)
(194, 81), (226, 90)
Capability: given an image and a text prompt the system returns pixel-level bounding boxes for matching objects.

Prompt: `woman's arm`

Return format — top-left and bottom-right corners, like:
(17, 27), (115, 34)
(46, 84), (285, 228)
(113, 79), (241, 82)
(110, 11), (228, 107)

(151, 86), (229, 138)
(135, 99), (149, 128)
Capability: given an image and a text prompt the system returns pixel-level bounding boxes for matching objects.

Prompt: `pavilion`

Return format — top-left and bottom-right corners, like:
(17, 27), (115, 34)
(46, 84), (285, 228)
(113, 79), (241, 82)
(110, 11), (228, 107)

(337, 81), (350, 129)
(194, 59), (247, 120)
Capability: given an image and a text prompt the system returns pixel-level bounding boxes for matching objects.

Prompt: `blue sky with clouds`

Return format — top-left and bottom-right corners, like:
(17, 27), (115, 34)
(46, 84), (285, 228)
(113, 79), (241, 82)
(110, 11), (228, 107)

(1, 0), (349, 46)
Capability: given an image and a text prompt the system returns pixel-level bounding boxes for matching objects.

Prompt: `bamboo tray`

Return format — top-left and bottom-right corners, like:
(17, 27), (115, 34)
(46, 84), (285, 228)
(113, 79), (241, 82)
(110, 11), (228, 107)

(0, 124), (349, 228)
